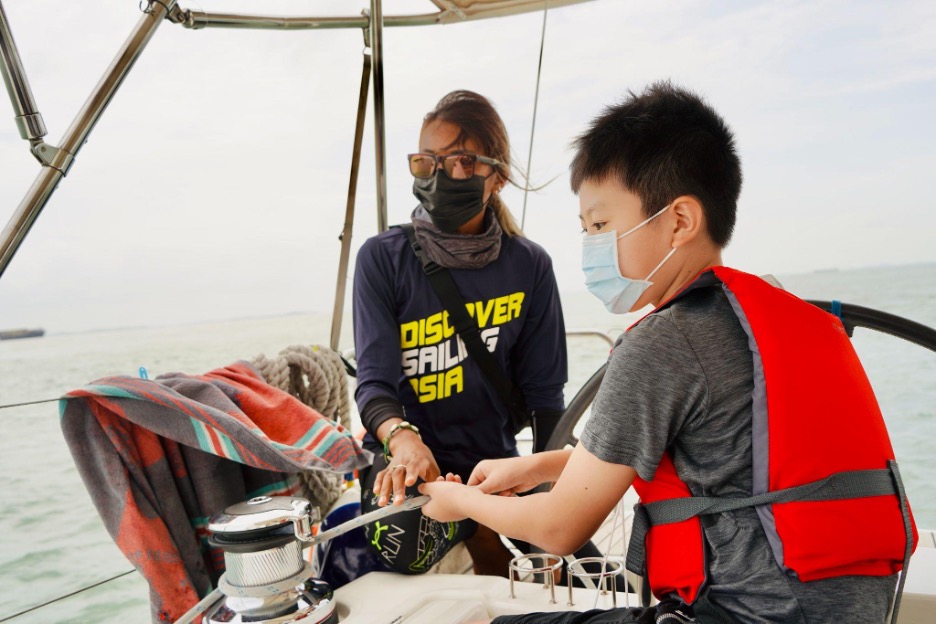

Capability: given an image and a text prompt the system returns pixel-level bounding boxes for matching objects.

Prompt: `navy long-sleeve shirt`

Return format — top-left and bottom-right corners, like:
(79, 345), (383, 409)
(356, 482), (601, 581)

(353, 227), (568, 476)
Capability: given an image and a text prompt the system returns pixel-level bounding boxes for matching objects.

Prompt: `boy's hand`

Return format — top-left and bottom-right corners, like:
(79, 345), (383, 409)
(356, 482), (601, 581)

(467, 456), (541, 496)
(418, 480), (472, 522)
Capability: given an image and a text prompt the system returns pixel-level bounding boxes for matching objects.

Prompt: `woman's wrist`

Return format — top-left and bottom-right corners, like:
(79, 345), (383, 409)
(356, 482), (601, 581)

(382, 421), (422, 461)
(362, 397), (406, 439)
(374, 417), (403, 444)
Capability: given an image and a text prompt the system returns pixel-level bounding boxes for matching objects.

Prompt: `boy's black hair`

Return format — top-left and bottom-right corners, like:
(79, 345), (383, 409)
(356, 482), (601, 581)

(570, 81), (742, 247)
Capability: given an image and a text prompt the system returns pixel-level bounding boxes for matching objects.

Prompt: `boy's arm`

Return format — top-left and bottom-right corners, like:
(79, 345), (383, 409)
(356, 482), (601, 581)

(421, 444), (636, 555)
(467, 449), (573, 495)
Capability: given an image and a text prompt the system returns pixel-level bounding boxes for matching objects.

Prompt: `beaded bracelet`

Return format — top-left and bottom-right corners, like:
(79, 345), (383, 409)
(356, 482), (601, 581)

(382, 421), (420, 462)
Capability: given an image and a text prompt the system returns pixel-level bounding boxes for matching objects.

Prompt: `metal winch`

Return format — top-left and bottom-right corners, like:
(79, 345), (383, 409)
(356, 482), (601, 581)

(176, 493), (429, 624)
(202, 495), (337, 624)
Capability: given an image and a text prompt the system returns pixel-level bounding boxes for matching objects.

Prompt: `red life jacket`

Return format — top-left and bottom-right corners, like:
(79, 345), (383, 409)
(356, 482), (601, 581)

(627, 267), (917, 604)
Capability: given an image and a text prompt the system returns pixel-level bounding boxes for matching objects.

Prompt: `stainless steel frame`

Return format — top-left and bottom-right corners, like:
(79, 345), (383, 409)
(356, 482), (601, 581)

(369, 0), (389, 233)
(0, 0), (178, 279)
(172, 1), (592, 30)
(177, 12), (431, 30)
(0, 1), (46, 145)
(177, 11), (368, 30)
(330, 51), (372, 351)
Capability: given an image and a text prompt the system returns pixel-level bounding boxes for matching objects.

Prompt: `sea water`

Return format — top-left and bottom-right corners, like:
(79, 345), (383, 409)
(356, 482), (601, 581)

(0, 263), (934, 623)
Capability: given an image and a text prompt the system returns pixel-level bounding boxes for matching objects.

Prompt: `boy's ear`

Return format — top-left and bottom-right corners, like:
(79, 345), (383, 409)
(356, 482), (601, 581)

(671, 196), (706, 248)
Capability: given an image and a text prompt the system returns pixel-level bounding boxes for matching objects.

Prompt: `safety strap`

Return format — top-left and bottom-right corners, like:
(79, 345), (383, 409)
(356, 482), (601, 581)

(396, 224), (530, 435)
(889, 460), (913, 624)
(626, 461), (913, 619)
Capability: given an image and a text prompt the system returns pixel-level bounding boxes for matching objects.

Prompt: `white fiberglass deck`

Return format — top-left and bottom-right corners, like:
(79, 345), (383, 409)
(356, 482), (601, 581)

(332, 528), (936, 624)
(333, 571), (636, 624)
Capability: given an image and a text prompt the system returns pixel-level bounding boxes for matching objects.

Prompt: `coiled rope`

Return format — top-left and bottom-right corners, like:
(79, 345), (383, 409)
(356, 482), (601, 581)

(251, 344), (352, 515)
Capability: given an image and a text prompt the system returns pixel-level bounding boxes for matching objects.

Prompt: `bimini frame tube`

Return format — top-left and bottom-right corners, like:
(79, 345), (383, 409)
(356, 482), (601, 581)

(330, 51), (372, 351)
(0, 0), (177, 279)
(370, 0), (389, 233)
(173, 1), (596, 30)
(0, 1), (47, 145)
(181, 12), (372, 30)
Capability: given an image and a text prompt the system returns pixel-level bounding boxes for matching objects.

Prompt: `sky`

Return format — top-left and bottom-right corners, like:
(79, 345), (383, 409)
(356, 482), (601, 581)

(0, 0), (934, 333)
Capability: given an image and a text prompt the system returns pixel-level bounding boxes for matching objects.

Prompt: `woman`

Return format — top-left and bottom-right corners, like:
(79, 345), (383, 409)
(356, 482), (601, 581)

(352, 90), (568, 576)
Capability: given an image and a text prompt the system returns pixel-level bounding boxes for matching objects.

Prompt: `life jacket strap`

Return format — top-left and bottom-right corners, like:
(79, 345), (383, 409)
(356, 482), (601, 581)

(890, 459), (913, 624)
(625, 461), (913, 614)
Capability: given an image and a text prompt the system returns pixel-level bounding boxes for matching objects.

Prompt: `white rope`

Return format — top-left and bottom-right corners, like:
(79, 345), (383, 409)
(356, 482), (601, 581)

(251, 344), (352, 515)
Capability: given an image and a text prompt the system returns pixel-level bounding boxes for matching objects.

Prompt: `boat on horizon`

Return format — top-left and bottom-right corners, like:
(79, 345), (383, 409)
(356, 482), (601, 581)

(0, 327), (44, 340)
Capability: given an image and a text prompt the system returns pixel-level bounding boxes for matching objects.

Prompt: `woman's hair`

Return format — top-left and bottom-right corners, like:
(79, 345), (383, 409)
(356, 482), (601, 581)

(423, 90), (523, 237)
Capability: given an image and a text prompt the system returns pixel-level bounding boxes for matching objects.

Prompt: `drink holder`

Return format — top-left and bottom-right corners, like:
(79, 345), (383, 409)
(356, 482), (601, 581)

(566, 557), (624, 607)
(507, 553), (564, 604)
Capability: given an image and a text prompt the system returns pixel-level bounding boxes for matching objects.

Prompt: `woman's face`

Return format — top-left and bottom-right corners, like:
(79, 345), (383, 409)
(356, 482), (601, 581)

(418, 119), (504, 206)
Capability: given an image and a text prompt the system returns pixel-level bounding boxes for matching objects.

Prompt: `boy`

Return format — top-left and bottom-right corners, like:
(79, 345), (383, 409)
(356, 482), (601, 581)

(419, 82), (913, 623)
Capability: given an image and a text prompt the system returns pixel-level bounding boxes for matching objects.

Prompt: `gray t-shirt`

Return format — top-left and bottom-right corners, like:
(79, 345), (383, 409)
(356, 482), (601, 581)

(581, 284), (895, 623)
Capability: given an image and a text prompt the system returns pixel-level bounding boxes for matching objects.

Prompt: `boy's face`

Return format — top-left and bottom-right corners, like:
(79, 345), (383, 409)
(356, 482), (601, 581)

(579, 178), (676, 310)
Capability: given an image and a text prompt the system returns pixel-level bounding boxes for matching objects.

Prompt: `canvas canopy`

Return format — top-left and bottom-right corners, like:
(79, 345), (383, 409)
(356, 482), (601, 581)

(394, 0), (596, 23)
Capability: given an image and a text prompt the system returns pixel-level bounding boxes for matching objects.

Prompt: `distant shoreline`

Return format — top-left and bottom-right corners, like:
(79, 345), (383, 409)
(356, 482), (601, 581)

(7, 261), (935, 337)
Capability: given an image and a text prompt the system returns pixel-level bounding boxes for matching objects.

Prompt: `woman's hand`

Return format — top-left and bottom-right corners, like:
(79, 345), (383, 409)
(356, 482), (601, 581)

(372, 431), (441, 506)
(467, 455), (543, 496)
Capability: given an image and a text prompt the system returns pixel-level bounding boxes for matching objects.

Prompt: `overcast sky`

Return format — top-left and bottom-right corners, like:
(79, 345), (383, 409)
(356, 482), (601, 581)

(0, 0), (934, 333)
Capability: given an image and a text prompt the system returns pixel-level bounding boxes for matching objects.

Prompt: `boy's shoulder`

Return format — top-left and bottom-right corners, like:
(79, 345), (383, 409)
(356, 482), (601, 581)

(619, 284), (746, 365)
(635, 283), (731, 333)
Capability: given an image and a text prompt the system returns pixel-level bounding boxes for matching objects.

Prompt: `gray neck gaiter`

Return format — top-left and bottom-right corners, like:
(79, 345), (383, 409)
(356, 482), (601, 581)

(411, 205), (503, 270)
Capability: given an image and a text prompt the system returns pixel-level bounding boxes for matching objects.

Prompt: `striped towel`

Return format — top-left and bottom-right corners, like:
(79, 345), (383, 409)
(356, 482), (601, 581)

(60, 360), (372, 623)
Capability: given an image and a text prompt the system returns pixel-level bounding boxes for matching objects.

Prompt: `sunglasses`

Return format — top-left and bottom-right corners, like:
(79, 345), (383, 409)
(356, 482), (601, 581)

(407, 153), (504, 180)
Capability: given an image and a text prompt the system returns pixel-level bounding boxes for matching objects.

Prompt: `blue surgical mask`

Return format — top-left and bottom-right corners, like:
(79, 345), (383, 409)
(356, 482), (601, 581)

(581, 204), (677, 313)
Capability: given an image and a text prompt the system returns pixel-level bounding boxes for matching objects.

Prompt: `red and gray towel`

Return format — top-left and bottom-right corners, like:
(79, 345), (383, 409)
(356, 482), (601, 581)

(60, 360), (372, 623)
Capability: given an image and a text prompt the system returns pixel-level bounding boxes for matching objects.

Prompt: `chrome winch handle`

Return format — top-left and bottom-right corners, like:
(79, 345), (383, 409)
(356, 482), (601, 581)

(311, 494), (429, 545)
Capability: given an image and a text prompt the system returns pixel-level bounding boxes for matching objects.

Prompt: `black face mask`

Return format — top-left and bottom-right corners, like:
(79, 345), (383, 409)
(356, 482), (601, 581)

(412, 172), (486, 234)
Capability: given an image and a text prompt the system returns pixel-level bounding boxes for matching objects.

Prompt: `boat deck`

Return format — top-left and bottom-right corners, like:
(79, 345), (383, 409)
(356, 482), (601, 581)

(334, 571), (635, 624)
(332, 525), (936, 624)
